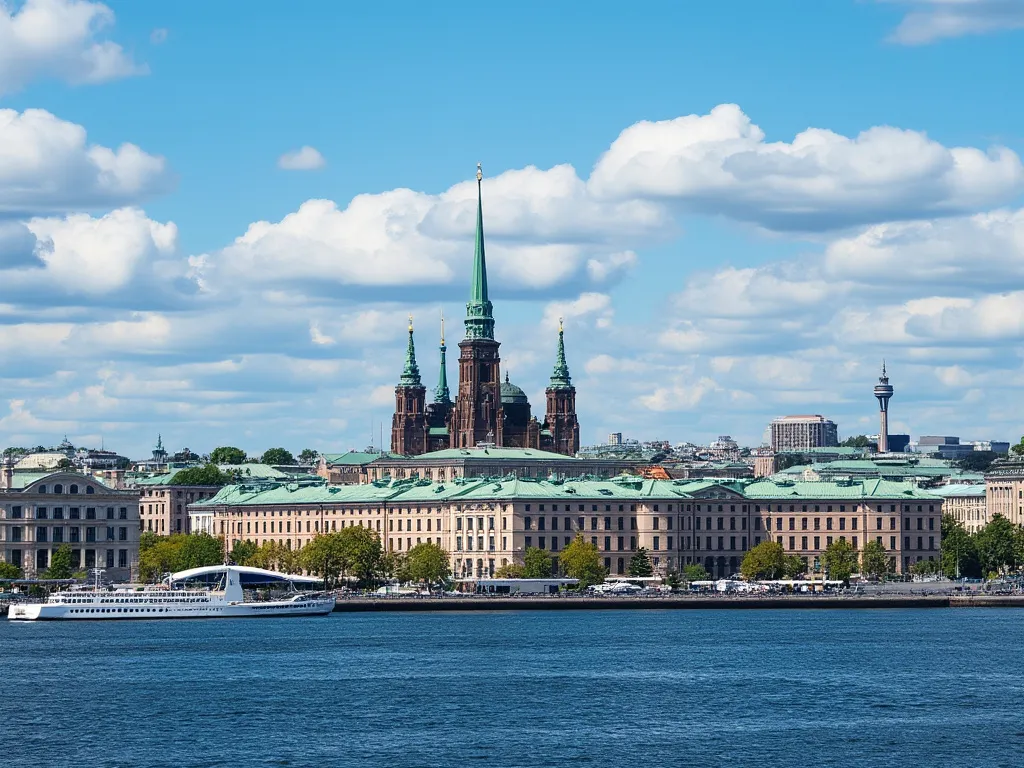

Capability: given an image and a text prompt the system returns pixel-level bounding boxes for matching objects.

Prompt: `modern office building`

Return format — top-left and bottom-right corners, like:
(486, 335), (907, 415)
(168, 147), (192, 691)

(918, 436), (975, 460)
(769, 415), (839, 452)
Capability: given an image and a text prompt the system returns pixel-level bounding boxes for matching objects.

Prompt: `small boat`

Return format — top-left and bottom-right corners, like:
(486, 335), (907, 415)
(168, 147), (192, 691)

(7, 565), (335, 621)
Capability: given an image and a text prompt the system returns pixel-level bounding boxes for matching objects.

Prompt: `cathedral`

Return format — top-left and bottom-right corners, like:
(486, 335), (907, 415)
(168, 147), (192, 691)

(391, 165), (581, 458)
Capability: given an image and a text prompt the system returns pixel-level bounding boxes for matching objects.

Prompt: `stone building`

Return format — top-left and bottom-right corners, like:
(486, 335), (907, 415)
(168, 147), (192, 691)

(931, 484), (988, 533)
(0, 467), (141, 581)
(189, 475), (940, 580)
(769, 415), (839, 452)
(984, 460), (1024, 526)
(392, 165), (580, 458)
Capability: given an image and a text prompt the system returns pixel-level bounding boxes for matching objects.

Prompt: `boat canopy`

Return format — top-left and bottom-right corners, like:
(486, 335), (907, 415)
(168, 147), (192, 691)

(167, 565), (320, 587)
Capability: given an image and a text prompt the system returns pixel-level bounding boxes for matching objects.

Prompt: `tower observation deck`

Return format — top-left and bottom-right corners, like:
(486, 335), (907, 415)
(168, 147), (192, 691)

(874, 363), (894, 453)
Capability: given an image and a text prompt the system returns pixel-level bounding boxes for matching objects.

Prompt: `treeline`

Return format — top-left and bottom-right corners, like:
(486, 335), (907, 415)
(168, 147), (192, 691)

(925, 514), (1024, 579)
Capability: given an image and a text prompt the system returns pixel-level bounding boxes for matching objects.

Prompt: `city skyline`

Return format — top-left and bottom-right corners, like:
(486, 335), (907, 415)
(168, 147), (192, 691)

(1, 1), (1023, 456)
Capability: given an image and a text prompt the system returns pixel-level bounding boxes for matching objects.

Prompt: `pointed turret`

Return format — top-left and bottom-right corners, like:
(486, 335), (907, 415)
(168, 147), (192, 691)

(464, 163), (495, 340)
(434, 312), (451, 404)
(399, 315), (422, 386)
(549, 317), (572, 389)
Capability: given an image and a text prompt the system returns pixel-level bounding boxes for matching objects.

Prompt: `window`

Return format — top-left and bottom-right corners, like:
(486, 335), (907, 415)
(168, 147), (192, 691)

(826, 518), (833, 530)
(801, 536), (807, 550)
(604, 536), (611, 551)
(813, 536), (820, 550)
(119, 508), (128, 520)
(802, 518), (808, 530)
(10, 506), (21, 519)
(86, 508), (96, 520)
(54, 484), (63, 494)
(118, 527), (127, 541)
(36, 526), (48, 542)
(86, 486), (94, 494)
(36, 507), (48, 520)
(70, 484), (79, 494)
(70, 528), (80, 543)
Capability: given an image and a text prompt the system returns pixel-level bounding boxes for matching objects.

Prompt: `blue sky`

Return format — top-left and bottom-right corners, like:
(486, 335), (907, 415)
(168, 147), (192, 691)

(1, 0), (1024, 458)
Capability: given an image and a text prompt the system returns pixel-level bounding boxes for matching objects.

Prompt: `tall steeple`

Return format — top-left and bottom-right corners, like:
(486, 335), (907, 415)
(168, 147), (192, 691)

(399, 315), (422, 386)
(464, 163), (495, 340)
(434, 312), (451, 404)
(549, 317), (572, 389)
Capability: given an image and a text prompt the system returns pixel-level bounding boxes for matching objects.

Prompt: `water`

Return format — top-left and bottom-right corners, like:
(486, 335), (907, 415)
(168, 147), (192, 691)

(3, 608), (1024, 767)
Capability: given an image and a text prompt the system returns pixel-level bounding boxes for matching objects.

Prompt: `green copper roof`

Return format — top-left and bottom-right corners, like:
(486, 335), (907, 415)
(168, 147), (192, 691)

(321, 451), (397, 465)
(434, 322), (451, 404)
(548, 324), (572, 389)
(464, 165), (495, 340)
(500, 373), (529, 404)
(744, 478), (941, 500)
(407, 446), (582, 462)
(399, 321), (422, 387)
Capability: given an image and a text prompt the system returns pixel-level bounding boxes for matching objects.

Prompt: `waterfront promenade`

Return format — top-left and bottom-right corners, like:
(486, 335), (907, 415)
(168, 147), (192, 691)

(331, 592), (1024, 612)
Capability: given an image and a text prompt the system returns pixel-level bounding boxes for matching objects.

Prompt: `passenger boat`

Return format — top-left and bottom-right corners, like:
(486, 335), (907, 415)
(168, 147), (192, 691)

(7, 565), (335, 621)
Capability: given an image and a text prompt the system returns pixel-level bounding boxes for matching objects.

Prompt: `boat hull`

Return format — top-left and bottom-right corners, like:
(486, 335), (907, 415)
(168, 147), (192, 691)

(7, 596), (335, 621)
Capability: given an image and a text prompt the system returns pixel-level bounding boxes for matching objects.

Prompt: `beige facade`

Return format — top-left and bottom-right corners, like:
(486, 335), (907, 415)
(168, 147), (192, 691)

(770, 415), (838, 452)
(932, 485), (987, 533)
(985, 463), (1024, 527)
(136, 484), (220, 535)
(188, 477), (940, 580)
(0, 470), (141, 581)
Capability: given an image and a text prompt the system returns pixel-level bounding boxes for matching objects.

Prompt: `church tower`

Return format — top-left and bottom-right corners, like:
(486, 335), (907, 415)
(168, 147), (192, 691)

(543, 320), (580, 456)
(391, 316), (428, 456)
(451, 164), (503, 447)
(424, 313), (454, 451)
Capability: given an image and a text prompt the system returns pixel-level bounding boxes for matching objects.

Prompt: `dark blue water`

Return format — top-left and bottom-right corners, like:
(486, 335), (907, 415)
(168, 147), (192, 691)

(4, 609), (1024, 767)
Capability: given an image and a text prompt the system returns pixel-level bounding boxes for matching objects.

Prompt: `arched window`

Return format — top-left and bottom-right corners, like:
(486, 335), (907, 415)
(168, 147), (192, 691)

(86, 486), (95, 494)
(54, 484), (63, 494)
(70, 484), (79, 494)
(38, 485), (47, 493)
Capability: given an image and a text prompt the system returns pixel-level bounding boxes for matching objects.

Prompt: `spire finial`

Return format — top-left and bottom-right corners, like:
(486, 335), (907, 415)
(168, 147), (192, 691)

(549, 323), (572, 389)
(440, 310), (445, 345)
(476, 162), (482, 182)
(558, 316), (563, 333)
(882, 359), (886, 376)
(408, 313), (414, 333)
(399, 318), (421, 386)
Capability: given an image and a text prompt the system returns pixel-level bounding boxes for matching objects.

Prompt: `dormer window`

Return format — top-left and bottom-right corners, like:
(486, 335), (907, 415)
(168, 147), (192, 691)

(86, 486), (95, 494)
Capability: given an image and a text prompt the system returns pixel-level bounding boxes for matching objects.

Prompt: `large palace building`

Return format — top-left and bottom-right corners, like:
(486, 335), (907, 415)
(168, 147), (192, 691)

(391, 165), (581, 458)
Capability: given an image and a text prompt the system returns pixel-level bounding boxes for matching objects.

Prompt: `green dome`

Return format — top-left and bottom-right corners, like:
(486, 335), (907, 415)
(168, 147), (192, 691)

(500, 377), (529, 404)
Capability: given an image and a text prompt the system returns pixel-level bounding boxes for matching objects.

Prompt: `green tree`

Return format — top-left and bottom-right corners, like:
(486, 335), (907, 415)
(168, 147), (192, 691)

(0, 561), (23, 580)
(298, 449), (319, 465)
(495, 562), (526, 578)
(209, 446), (246, 465)
(139, 536), (183, 582)
(664, 570), (682, 591)
(861, 540), (890, 580)
(404, 542), (451, 591)
(522, 546), (553, 578)
(171, 464), (232, 486)
(559, 534), (606, 588)
(840, 435), (871, 448)
(56, 458), (73, 469)
(300, 533), (349, 589)
(975, 514), (1019, 574)
(940, 514), (981, 579)
(783, 555), (807, 578)
(177, 533), (223, 570)
(337, 525), (383, 586)
(775, 453), (808, 471)
(822, 538), (858, 584)
(957, 451), (999, 473)
(682, 563), (710, 582)
(139, 530), (161, 553)
(740, 541), (785, 580)
(628, 547), (654, 577)
(378, 551), (404, 582)
(44, 544), (75, 580)
(1011, 437), (1024, 457)
(261, 448), (295, 465)
(229, 539), (259, 566)
(910, 559), (941, 576)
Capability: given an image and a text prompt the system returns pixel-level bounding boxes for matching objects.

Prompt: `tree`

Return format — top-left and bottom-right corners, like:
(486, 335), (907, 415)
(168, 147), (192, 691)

(177, 533), (223, 570)
(628, 547), (654, 577)
(0, 561), (23, 580)
(170, 464), (232, 486)
(664, 570), (682, 591)
(56, 458), (73, 469)
(558, 535), (605, 588)
(840, 435), (871, 448)
(940, 514), (981, 579)
(522, 546), (553, 578)
(861, 540), (890, 580)
(404, 542), (450, 591)
(139, 536), (183, 582)
(910, 559), (941, 576)
(44, 544), (75, 580)
(822, 539), (858, 584)
(229, 539), (259, 566)
(337, 526), (383, 586)
(1011, 437), (1024, 457)
(209, 446), (246, 465)
(682, 563), (709, 582)
(740, 541), (785, 580)
(975, 514), (1019, 574)
(298, 449), (319, 465)
(957, 451), (999, 473)
(495, 562), (525, 578)
(261, 448), (295, 465)
(140, 530), (161, 553)
(775, 453), (808, 471)
(783, 555), (807, 578)
(300, 533), (349, 589)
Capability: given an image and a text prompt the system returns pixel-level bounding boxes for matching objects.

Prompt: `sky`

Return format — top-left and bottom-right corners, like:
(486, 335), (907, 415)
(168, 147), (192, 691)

(1, 0), (1023, 458)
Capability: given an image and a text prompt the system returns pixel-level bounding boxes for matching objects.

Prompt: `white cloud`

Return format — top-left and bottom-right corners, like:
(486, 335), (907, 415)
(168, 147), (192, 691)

(884, 0), (1024, 45)
(0, 0), (146, 95)
(637, 377), (720, 412)
(588, 104), (1022, 231)
(277, 146), (326, 171)
(0, 109), (172, 215)
(542, 292), (613, 330)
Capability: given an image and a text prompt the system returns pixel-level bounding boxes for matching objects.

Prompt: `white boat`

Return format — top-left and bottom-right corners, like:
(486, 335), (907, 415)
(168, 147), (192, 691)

(7, 565), (335, 621)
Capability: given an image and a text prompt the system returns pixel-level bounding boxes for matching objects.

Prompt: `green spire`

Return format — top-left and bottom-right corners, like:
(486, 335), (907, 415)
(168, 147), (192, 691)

(464, 163), (495, 340)
(399, 315), (422, 386)
(549, 319), (572, 389)
(434, 312), (451, 403)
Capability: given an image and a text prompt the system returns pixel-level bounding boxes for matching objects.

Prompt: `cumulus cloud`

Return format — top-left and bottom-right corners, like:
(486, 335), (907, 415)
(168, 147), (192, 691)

(542, 292), (614, 330)
(0, 0), (146, 95)
(884, 0), (1024, 44)
(0, 109), (173, 215)
(277, 146), (325, 171)
(588, 104), (1023, 231)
